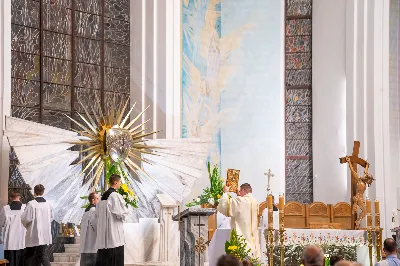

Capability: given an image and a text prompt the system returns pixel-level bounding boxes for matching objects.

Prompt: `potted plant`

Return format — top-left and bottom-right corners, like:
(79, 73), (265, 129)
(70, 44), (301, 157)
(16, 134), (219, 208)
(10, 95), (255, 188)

(225, 229), (261, 266)
(186, 162), (224, 208)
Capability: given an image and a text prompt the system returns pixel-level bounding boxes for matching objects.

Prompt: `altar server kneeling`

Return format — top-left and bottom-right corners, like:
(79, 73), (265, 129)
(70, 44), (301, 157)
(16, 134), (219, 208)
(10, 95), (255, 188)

(95, 174), (128, 266)
(0, 191), (26, 266)
(22, 184), (53, 266)
(80, 192), (99, 266)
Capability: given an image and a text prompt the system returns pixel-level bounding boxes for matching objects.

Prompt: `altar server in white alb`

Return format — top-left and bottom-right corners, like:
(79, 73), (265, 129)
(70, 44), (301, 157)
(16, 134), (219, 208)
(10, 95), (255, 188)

(95, 174), (128, 266)
(80, 192), (99, 266)
(0, 191), (26, 266)
(217, 183), (260, 258)
(22, 184), (53, 266)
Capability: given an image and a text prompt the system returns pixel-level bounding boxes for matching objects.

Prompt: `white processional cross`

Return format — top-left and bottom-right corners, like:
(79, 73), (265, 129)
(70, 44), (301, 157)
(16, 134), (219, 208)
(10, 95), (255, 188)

(264, 169), (274, 195)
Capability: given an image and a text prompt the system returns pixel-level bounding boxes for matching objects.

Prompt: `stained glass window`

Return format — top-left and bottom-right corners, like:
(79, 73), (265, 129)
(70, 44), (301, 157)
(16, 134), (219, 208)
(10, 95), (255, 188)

(285, 0), (313, 204)
(11, 0), (130, 129)
(11, 0), (130, 190)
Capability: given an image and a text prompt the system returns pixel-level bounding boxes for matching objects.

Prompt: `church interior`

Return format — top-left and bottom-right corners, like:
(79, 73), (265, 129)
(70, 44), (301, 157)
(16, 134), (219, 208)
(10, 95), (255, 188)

(0, 0), (400, 265)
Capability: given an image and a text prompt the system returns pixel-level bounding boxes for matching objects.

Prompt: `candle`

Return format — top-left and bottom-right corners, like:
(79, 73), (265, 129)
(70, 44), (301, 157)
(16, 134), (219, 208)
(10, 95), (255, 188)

(279, 194), (284, 210)
(267, 195), (273, 209)
(366, 198), (371, 213)
(375, 200), (380, 213)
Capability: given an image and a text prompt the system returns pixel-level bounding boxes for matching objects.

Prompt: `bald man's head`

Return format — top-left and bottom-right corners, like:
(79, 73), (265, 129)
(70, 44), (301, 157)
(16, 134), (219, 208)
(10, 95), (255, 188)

(302, 246), (325, 266)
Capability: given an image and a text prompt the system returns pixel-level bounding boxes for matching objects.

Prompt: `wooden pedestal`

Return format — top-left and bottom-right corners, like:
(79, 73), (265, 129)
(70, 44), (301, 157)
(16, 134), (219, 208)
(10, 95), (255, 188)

(201, 204), (218, 241)
(208, 213), (217, 241)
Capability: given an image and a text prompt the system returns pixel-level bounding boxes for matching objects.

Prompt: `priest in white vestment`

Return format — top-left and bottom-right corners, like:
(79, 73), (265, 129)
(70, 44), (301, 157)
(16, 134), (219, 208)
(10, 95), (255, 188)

(0, 191), (26, 266)
(95, 174), (128, 266)
(80, 192), (99, 266)
(21, 184), (53, 266)
(217, 183), (260, 259)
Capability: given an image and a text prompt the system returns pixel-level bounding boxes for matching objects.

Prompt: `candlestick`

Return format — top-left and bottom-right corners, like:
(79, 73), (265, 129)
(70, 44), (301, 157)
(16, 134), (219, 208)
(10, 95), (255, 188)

(279, 194), (284, 210)
(267, 194), (274, 266)
(366, 198), (371, 214)
(375, 200), (380, 213)
(375, 199), (382, 261)
(267, 194), (273, 210)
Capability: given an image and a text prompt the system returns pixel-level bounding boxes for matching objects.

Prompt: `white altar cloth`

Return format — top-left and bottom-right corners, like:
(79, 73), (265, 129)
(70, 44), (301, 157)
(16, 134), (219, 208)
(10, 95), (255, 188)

(123, 219), (179, 265)
(208, 228), (371, 266)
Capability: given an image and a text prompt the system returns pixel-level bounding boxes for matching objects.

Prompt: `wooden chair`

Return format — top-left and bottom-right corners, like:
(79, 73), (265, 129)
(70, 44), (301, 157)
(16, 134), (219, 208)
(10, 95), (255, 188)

(0, 259), (8, 266)
(257, 200), (352, 229)
(331, 202), (352, 229)
(258, 201), (267, 226)
(307, 202), (330, 227)
(284, 201), (306, 228)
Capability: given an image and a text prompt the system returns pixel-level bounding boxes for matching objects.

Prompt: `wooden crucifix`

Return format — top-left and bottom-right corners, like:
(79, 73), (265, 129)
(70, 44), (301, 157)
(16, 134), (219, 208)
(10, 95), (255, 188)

(339, 141), (369, 229)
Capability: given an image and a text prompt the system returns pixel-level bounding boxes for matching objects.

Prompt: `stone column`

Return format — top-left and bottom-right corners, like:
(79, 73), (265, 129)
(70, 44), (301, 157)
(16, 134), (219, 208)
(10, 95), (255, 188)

(156, 194), (179, 264)
(173, 207), (216, 266)
(0, 0), (11, 210)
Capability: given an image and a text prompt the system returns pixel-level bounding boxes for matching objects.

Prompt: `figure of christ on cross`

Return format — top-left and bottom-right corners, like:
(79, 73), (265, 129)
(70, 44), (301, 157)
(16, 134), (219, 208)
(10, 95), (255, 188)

(264, 169), (274, 195)
(339, 141), (374, 229)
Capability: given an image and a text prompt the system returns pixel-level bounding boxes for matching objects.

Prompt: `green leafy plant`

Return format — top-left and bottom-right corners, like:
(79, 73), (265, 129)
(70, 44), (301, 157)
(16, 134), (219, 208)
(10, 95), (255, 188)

(81, 158), (138, 208)
(105, 157), (126, 181)
(224, 229), (261, 266)
(186, 162), (224, 207)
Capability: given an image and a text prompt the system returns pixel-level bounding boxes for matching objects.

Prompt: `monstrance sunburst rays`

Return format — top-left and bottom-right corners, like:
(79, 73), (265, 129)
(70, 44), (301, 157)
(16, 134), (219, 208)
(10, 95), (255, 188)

(65, 98), (160, 190)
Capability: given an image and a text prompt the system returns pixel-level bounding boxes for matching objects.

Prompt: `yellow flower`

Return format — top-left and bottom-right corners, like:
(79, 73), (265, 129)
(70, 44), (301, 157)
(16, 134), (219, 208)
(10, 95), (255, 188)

(121, 184), (128, 193)
(128, 189), (134, 196)
(217, 194), (221, 199)
(228, 246), (237, 251)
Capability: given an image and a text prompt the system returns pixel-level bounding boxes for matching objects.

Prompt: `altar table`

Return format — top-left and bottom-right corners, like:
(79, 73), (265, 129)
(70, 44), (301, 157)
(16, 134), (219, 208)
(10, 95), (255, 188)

(208, 228), (371, 266)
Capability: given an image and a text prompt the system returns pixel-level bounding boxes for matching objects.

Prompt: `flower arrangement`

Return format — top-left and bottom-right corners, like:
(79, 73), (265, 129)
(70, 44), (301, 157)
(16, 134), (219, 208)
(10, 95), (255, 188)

(186, 162), (224, 207)
(118, 183), (138, 208)
(225, 229), (261, 266)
